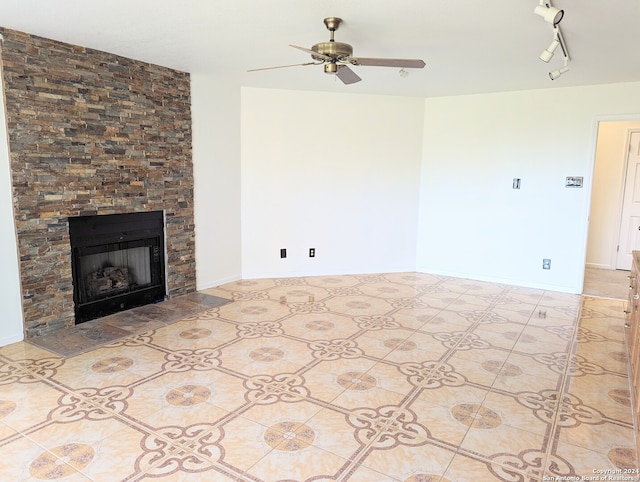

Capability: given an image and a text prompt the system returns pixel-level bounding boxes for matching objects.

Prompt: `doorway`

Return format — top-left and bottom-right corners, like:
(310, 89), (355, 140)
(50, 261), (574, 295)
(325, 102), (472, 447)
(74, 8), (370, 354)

(584, 119), (640, 297)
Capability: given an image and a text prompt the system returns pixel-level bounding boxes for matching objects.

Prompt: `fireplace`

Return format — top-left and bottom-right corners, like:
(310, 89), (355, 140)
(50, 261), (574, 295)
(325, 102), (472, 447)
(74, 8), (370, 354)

(69, 211), (167, 324)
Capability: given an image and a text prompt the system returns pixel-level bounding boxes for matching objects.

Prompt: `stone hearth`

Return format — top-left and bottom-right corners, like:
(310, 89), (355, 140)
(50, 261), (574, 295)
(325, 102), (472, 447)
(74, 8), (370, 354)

(0, 27), (196, 338)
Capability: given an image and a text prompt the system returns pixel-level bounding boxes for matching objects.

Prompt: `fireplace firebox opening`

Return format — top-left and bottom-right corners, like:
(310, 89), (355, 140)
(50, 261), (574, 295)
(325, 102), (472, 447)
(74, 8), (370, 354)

(69, 211), (167, 324)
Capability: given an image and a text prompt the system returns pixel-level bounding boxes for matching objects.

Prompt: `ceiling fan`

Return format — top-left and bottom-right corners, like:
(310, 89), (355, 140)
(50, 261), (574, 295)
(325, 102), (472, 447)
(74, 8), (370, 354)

(248, 17), (426, 85)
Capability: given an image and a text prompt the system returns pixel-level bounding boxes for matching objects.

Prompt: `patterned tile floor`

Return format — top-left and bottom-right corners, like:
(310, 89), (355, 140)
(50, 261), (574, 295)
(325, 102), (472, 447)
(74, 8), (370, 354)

(0, 272), (637, 481)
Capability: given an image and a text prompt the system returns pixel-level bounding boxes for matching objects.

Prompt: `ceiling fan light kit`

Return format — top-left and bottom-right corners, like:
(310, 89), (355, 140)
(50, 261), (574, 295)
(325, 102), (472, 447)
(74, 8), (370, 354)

(248, 16), (426, 85)
(535, 1), (570, 79)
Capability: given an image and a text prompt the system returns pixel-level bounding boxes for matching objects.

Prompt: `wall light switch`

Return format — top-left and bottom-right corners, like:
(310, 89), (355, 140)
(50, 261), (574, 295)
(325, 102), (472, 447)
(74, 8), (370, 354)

(513, 178), (521, 189)
(566, 177), (583, 188)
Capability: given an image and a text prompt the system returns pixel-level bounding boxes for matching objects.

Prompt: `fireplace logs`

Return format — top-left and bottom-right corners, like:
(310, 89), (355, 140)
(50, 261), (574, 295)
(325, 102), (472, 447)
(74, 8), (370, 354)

(87, 266), (131, 299)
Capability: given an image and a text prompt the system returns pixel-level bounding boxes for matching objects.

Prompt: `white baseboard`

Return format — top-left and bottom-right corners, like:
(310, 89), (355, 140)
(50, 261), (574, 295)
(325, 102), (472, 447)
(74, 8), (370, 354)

(196, 274), (242, 291)
(585, 262), (613, 270)
(415, 266), (580, 294)
(0, 332), (24, 348)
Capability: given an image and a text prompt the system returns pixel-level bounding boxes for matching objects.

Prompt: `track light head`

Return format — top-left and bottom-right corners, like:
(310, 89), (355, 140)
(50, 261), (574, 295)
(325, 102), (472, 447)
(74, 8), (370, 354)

(549, 65), (569, 80)
(534, 5), (564, 25)
(539, 35), (560, 63)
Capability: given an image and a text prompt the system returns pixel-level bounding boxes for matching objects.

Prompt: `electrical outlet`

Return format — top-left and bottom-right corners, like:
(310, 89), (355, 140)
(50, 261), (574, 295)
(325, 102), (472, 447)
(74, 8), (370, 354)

(309, 248), (315, 258)
(280, 248), (287, 259)
(542, 258), (551, 270)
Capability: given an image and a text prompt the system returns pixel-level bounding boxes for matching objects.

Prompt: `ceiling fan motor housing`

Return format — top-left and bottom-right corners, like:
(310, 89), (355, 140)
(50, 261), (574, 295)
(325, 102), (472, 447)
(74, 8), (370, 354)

(311, 41), (353, 62)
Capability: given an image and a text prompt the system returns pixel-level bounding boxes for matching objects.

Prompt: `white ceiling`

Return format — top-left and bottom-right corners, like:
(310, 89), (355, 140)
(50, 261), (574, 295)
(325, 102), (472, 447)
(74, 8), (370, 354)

(0, 0), (639, 98)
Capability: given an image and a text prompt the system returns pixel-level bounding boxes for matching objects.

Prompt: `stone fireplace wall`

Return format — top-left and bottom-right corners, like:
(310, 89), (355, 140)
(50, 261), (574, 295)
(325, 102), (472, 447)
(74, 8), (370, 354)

(0, 28), (196, 338)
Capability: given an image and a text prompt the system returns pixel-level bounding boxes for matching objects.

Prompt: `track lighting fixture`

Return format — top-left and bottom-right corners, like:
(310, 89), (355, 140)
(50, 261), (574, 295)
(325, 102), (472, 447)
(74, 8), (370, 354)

(534, 3), (564, 26)
(539, 29), (560, 62)
(549, 65), (569, 80)
(535, 1), (570, 80)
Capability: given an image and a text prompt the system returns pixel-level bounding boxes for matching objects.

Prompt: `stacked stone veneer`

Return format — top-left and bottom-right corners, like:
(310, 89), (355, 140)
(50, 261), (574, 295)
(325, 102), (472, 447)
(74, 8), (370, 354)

(0, 28), (196, 338)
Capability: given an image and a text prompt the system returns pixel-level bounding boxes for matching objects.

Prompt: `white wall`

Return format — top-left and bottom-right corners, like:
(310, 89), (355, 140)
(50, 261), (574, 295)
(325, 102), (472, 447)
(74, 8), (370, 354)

(240, 87), (424, 278)
(191, 74), (242, 289)
(586, 120), (640, 269)
(417, 82), (640, 293)
(0, 63), (24, 346)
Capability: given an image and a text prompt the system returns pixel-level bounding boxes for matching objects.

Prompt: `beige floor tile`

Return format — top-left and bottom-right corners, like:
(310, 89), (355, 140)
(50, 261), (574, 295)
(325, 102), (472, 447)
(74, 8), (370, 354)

(563, 373), (634, 423)
(248, 442), (351, 481)
(445, 452), (543, 481)
(442, 355), (501, 388)
(214, 415), (274, 471)
(48, 353), (152, 390)
(551, 440), (628, 478)
(482, 391), (555, 436)
(278, 312), (361, 340)
(0, 379), (65, 433)
(458, 423), (548, 476)
(331, 383), (405, 411)
(27, 418), (145, 481)
(0, 434), (95, 481)
(237, 400), (322, 431)
(418, 292), (464, 310)
(360, 443), (456, 481)
(557, 419), (635, 455)
(365, 361), (419, 395)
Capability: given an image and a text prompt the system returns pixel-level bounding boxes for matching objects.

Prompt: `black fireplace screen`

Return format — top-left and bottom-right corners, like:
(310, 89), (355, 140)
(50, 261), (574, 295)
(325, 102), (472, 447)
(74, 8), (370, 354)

(69, 211), (166, 324)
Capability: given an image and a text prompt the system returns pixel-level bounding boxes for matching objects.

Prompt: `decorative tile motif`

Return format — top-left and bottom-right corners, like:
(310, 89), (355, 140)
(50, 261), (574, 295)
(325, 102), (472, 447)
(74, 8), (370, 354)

(51, 387), (131, 421)
(609, 447), (637, 470)
(162, 348), (221, 372)
(517, 390), (604, 427)
(400, 361), (466, 389)
(305, 320), (335, 330)
(179, 328), (212, 339)
(244, 373), (309, 404)
(337, 372), (377, 390)
(30, 443), (95, 479)
(384, 338), (417, 351)
(136, 425), (221, 476)
(452, 403), (502, 429)
(348, 405), (430, 448)
(91, 357), (134, 373)
(0, 400), (16, 418)
(482, 360), (523, 377)
(609, 388), (632, 407)
(249, 347), (285, 362)
(0, 272), (636, 481)
(354, 315), (400, 330)
(309, 339), (364, 360)
(264, 421), (315, 451)
(237, 321), (284, 338)
(165, 385), (211, 406)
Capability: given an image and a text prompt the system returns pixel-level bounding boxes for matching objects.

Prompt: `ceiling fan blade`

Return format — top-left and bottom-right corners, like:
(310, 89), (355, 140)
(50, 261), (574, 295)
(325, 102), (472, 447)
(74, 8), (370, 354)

(336, 65), (362, 85)
(289, 44), (333, 61)
(247, 62), (319, 72)
(351, 58), (426, 69)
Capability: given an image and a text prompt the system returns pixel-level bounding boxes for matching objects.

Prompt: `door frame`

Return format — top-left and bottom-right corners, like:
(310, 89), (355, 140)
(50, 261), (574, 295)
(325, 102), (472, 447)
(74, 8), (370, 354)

(615, 129), (640, 270)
